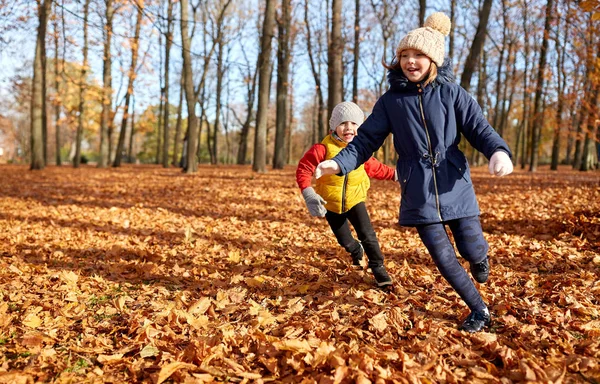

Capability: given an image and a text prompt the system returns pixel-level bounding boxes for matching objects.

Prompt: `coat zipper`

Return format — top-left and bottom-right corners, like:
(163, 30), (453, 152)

(341, 174), (348, 212)
(418, 93), (442, 221)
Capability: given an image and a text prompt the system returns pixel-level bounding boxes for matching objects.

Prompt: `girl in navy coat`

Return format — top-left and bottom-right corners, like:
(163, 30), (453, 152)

(315, 12), (513, 333)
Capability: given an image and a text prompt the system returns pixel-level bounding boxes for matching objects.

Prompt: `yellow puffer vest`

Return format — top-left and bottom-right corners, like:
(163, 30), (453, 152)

(315, 134), (370, 214)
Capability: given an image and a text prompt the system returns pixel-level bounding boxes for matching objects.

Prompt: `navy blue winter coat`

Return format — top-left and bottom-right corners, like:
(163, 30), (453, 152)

(332, 62), (512, 226)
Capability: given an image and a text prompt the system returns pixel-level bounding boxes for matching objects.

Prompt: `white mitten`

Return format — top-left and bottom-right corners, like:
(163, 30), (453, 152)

(315, 160), (341, 179)
(488, 151), (513, 176)
(301, 187), (327, 217)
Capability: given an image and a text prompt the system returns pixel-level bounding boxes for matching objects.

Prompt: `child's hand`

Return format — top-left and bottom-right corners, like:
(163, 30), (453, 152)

(301, 187), (327, 217)
(315, 160), (340, 179)
(488, 151), (513, 176)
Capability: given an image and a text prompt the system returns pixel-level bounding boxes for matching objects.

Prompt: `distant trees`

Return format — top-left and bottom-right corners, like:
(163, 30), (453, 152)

(7, 0), (598, 171)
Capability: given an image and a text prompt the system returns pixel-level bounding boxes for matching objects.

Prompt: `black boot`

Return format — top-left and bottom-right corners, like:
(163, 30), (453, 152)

(470, 257), (489, 283)
(370, 265), (393, 288)
(350, 243), (364, 270)
(459, 308), (491, 333)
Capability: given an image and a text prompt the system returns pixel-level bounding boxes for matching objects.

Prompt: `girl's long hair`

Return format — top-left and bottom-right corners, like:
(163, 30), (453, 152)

(383, 52), (438, 87)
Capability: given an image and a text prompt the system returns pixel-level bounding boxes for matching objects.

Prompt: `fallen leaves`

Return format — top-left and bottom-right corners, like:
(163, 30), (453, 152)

(0, 164), (599, 382)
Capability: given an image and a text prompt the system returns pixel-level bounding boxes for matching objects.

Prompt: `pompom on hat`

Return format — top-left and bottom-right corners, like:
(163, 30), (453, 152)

(329, 101), (365, 131)
(396, 12), (451, 67)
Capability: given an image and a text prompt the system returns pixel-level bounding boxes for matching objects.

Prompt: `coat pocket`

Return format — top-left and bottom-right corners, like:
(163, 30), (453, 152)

(397, 163), (413, 197)
(446, 151), (471, 183)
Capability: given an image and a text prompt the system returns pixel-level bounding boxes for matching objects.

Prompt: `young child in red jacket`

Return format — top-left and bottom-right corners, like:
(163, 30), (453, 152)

(296, 101), (396, 288)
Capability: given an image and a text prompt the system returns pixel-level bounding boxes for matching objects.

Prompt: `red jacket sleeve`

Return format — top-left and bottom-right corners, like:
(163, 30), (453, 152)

(364, 157), (395, 180)
(296, 144), (327, 190)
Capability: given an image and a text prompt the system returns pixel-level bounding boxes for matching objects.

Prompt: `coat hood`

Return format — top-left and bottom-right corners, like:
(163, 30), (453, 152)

(387, 59), (455, 91)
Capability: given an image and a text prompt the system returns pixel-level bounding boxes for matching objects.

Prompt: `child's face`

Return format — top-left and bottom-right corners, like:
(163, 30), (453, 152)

(400, 49), (432, 83)
(335, 121), (359, 143)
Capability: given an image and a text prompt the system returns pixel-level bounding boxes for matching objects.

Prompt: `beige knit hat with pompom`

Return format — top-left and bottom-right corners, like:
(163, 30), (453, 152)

(396, 12), (451, 67)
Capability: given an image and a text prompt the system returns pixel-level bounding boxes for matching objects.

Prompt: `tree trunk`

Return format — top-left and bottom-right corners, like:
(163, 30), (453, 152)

(528, 0), (554, 172)
(459, 0), (493, 92)
(98, 0), (114, 168)
(53, 13), (62, 166)
(114, 1), (143, 167)
(327, 0), (343, 118)
(236, 50), (258, 165)
(352, 0), (360, 103)
(212, 42), (224, 165)
(418, 0), (426, 26)
(551, 1), (570, 170)
(30, 0), (52, 170)
(162, 0), (174, 168)
(128, 96), (136, 163)
(74, 0), (90, 168)
(492, 0), (507, 135)
(448, 0), (456, 61)
(273, 0), (291, 169)
(304, 0), (326, 140)
(172, 71), (184, 166)
(252, 0), (276, 173)
(180, 0), (199, 173)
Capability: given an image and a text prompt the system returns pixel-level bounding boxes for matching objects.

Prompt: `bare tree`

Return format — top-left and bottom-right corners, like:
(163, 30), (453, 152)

(235, 44), (258, 165)
(74, 0), (91, 168)
(273, 0), (292, 169)
(304, 0), (326, 140)
(114, 1), (143, 167)
(98, 0), (115, 168)
(162, 0), (174, 168)
(253, 0), (276, 172)
(529, 0), (554, 172)
(180, 0), (199, 173)
(172, 71), (184, 166)
(327, 0), (343, 118)
(352, 0), (360, 103)
(460, 0), (493, 92)
(30, 0), (52, 170)
(418, 0), (426, 26)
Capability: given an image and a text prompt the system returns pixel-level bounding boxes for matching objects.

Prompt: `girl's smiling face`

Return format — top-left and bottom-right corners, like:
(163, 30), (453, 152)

(400, 49), (432, 83)
(335, 121), (359, 143)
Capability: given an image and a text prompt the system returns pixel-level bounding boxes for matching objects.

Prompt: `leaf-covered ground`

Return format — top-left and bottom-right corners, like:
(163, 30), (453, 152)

(0, 164), (599, 384)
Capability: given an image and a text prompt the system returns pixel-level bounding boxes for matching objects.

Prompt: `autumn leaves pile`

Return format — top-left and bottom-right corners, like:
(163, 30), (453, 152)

(0, 165), (599, 382)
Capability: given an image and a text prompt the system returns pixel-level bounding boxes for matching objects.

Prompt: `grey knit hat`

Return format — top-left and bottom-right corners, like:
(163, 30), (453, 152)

(329, 101), (364, 131)
(396, 12), (451, 67)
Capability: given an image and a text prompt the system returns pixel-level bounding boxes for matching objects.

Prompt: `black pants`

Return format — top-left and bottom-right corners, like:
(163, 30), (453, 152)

(325, 202), (384, 268)
(416, 215), (489, 312)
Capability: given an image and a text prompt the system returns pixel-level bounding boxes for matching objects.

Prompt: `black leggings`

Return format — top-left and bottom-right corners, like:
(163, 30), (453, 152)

(416, 216), (489, 311)
(325, 202), (384, 268)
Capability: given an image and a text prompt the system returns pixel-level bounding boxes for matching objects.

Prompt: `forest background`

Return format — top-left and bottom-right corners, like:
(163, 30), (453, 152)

(1, 0), (600, 173)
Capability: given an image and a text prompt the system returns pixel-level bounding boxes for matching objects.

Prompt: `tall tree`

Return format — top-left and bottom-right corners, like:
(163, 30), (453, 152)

(30, 0), (52, 170)
(551, 0), (571, 170)
(327, 0), (343, 118)
(528, 0), (554, 172)
(209, 0), (234, 165)
(74, 0), (91, 168)
(235, 44), (258, 165)
(304, 0), (326, 140)
(273, 0), (292, 169)
(460, 0), (493, 92)
(418, 0), (426, 26)
(253, 0), (276, 172)
(352, 0), (360, 103)
(114, 0), (143, 167)
(52, 9), (62, 166)
(172, 71), (184, 166)
(99, 0), (115, 168)
(180, 0), (199, 173)
(448, 0), (456, 61)
(162, 0), (174, 168)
